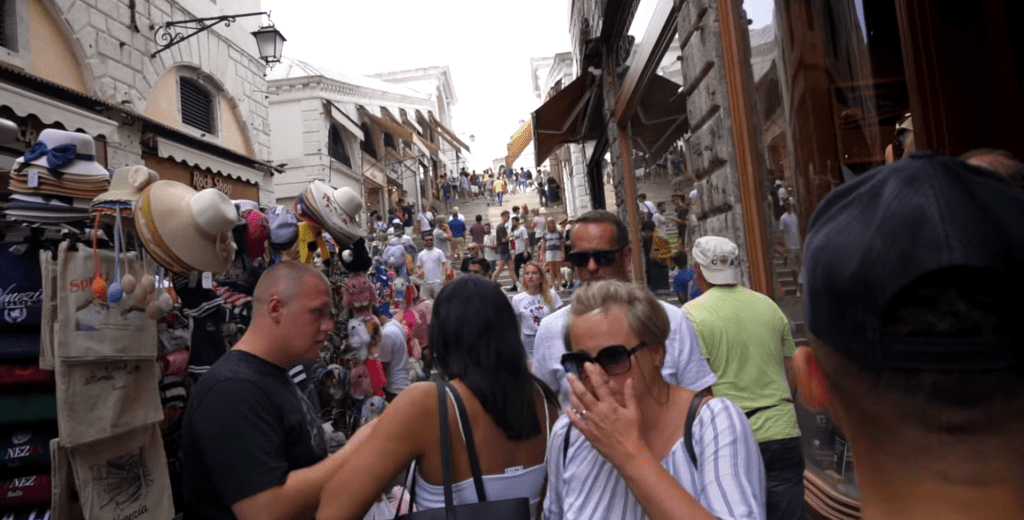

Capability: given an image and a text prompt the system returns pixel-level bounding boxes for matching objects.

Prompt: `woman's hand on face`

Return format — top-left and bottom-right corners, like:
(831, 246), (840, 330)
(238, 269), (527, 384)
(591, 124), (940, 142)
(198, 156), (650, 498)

(567, 362), (645, 468)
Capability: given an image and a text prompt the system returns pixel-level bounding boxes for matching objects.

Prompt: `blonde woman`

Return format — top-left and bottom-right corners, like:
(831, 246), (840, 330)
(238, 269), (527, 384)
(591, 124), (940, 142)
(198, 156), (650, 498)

(512, 261), (562, 367)
(539, 217), (566, 288)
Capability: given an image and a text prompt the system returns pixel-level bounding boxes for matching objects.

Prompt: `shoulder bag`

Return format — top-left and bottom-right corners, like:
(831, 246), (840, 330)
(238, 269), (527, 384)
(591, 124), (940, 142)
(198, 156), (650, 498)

(395, 380), (531, 520)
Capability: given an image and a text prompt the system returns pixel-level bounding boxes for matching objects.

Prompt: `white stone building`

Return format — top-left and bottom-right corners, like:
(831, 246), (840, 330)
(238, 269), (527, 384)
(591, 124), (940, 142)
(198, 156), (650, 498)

(267, 58), (467, 220)
(1, 0), (277, 203)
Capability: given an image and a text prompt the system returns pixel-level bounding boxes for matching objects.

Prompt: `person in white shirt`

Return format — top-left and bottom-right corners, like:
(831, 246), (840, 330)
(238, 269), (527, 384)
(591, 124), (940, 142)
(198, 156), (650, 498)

(415, 235), (448, 300)
(512, 261), (563, 367)
(779, 203), (801, 295)
(510, 216), (531, 292)
(451, 206), (466, 222)
(653, 201), (669, 236)
(431, 217), (451, 257)
(778, 184), (789, 205)
(481, 222), (497, 273)
(374, 309), (410, 402)
(417, 206), (434, 240)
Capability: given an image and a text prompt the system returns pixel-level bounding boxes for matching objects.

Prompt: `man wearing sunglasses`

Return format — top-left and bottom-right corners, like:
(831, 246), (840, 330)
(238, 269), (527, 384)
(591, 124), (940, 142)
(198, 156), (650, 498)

(531, 210), (716, 406)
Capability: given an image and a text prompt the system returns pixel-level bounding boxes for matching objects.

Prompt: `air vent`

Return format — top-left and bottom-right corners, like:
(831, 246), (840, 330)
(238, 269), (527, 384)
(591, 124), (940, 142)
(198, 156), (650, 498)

(180, 77), (214, 133)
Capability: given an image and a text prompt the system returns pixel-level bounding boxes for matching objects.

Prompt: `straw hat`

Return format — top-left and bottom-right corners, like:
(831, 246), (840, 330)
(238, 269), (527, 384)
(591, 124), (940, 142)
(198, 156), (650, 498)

(135, 181), (238, 274)
(91, 165), (160, 209)
(308, 181), (364, 245)
(13, 129), (109, 178)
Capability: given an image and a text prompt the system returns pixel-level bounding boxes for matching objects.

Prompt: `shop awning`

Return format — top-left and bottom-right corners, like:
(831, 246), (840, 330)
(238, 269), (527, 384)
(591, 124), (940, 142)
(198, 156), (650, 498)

(358, 106), (415, 142)
(382, 108), (439, 157)
(156, 137), (265, 186)
(428, 113), (471, 153)
(505, 120), (533, 167)
(628, 74), (689, 161)
(0, 81), (119, 142)
(327, 101), (363, 137)
(531, 73), (604, 167)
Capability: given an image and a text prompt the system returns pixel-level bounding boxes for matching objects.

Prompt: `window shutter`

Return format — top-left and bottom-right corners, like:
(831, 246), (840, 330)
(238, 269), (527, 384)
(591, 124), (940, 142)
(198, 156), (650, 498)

(180, 78), (214, 133)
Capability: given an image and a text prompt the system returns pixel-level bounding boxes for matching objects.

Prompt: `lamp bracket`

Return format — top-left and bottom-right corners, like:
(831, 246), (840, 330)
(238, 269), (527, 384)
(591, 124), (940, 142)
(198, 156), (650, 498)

(151, 11), (269, 58)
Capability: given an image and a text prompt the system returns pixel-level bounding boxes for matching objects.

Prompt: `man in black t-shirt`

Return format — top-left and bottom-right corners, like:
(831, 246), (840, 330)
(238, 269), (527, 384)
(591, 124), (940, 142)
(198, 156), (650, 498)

(182, 262), (355, 520)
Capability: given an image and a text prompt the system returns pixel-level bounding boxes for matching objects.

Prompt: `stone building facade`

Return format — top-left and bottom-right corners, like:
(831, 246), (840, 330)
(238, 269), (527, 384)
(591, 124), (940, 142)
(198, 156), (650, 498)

(1, 0), (276, 202)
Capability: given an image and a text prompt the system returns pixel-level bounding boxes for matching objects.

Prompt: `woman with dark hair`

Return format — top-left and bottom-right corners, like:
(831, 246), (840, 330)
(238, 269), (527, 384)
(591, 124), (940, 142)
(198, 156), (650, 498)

(318, 275), (559, 520)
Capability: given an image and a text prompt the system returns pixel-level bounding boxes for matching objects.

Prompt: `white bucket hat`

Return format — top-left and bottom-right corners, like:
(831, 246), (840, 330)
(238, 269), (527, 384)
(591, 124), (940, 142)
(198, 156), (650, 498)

(692, 236), (741, 285)
(13, 128), (109, 178)
(135, 181), (238, 274)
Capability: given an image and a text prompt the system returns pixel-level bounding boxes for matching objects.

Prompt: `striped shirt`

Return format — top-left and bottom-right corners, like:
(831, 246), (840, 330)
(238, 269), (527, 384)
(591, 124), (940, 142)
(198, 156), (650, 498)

(543, 398), (766, 520)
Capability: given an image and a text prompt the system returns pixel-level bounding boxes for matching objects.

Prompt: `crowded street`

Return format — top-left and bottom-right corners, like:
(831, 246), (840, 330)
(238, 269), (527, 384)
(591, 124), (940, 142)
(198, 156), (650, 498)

(1, 1), (1023, 520)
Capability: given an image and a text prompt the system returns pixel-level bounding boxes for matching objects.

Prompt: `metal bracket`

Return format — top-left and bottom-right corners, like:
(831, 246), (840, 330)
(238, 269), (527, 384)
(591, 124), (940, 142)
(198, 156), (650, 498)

(151, 11), (267, 58)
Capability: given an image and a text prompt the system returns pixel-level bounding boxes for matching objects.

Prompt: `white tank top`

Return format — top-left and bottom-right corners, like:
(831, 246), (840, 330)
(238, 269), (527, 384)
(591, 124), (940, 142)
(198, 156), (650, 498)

(412, 385), (551, 520)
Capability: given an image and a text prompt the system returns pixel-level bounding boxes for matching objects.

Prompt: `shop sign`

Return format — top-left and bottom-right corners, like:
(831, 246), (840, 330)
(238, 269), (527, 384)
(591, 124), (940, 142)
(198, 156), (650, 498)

(365, 167), (386, 187)
(192, 171), (233, 197)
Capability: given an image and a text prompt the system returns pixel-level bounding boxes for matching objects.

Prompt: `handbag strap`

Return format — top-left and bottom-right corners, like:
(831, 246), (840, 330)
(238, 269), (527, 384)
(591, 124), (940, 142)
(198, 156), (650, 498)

(685, 389), (713, 468)
(437, 380), (457, 519)
(443, 381), (488, 503)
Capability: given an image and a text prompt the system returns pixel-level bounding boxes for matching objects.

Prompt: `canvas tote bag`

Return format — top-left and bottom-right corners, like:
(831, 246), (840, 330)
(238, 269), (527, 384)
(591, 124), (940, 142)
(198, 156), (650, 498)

(67, 424), (174, 520)
(38, 248), (57, 371)
(55, 240), (156, 361)
(53, 354), (163, 447)
(50, 438), (86, 520)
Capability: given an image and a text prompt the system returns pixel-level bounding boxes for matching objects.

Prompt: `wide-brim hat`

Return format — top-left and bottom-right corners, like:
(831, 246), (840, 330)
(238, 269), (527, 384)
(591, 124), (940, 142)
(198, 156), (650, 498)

(307, 180), (363, 245)
(12, 129), (109, 178)
(135, 180), (237, 274)
(91, 165), (160, 209)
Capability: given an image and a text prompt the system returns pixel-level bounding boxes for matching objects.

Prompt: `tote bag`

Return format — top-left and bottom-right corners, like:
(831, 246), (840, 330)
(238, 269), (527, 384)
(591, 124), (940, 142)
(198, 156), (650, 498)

(54, 356), (163, 447)
(67, 424), (174, 520)
(55, 241), (155, 361)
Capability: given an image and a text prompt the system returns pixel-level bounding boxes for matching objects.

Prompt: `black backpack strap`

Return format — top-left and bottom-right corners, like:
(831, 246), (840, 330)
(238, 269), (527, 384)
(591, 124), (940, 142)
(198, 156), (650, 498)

(685, 390), (712, 469)
(561, 423), (572, 469)
(443, 381), (488, 503)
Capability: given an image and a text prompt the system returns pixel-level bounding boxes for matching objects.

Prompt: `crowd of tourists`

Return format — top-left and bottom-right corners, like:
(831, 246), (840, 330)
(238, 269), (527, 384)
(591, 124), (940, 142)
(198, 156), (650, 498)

(180, 151), (1024, 520)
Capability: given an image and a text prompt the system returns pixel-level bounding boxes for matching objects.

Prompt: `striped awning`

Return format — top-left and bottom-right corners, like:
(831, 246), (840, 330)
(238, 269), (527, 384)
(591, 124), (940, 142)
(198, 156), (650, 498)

(505, 120), (533, 167)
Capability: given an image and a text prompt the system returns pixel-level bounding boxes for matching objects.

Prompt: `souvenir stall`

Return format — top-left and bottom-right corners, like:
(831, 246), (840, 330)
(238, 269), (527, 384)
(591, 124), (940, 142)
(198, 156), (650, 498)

(0, 126), (425, 519)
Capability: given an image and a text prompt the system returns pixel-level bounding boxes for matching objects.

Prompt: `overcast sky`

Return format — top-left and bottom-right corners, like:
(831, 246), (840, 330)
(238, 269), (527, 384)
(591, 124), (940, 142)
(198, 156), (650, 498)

(261, 0), (774, 171)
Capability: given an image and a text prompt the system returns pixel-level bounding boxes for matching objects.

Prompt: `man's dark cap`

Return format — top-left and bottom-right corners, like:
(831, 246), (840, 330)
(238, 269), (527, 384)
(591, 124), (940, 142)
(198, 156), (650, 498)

(804, 151), (1024, 370)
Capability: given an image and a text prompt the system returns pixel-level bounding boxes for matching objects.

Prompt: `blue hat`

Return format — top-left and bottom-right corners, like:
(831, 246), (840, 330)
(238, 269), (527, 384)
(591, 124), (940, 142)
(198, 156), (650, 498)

(804, 151), (1024, 369)
(267, 205), (298, 250)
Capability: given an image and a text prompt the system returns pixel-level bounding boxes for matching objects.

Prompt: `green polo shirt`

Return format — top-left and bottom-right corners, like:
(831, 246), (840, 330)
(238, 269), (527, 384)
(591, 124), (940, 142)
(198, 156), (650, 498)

(683, 285), (800, 443)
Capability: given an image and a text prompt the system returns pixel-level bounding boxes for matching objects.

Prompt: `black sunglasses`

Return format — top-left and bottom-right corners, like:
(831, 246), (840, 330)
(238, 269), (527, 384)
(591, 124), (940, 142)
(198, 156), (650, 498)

(566, 248), (624, 268)
(561, 342), (648, 378)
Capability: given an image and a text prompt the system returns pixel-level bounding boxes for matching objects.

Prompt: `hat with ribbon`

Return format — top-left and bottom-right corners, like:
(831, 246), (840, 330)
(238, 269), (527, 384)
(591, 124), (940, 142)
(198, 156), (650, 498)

(12, 129), (109, 179)
(135, 181), (238, 274)
(306, 181), (364, 246)
(91, 165), (160, 210)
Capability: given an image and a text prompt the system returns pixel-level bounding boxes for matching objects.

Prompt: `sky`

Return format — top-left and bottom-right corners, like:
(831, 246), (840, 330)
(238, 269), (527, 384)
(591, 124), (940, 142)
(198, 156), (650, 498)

(260, 0), (775, 171)
(261, 0), (573, 171)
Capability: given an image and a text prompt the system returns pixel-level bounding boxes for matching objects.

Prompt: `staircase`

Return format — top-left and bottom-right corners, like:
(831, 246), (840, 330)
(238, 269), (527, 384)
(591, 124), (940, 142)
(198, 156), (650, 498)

(426, 185), (571, 299)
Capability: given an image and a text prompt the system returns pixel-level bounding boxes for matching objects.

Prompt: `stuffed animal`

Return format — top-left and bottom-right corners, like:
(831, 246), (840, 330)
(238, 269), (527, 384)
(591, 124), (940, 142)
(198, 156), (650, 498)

(341, 273), (376, 319)
(340, 237), (373, 274)
(360, 395), (387, 425)
(346, 315), (387, 397)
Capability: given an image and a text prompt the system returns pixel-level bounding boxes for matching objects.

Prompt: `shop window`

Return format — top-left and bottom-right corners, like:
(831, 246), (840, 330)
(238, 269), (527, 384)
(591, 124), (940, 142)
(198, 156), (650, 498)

(360, 123), (377, 160)
(0, 0), (13, 51)
(179, 77), (215, 134)
(328, 124), (351, 168)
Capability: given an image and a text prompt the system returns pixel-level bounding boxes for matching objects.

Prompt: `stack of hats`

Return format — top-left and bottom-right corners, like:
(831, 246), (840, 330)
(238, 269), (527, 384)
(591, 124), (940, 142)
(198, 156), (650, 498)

(5, 129), (111, 223)
(267, 205), (298, 251)
(293, 180), (364, 247)
(135, 180), (238, 275)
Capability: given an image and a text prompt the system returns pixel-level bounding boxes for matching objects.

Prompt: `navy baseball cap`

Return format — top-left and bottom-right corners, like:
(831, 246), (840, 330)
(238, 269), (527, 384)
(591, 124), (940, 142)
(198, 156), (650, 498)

(804, 151), (1024, 370)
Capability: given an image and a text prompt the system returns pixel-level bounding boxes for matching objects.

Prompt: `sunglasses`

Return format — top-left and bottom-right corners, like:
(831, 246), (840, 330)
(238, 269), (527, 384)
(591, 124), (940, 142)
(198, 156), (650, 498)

(566, 248), (624, 268)
(561, 342), (647, 378)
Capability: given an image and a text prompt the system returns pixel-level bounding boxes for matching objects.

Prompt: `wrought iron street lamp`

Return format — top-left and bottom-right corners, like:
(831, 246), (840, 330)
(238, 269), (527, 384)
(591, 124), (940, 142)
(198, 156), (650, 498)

(151, 12), (285, 67)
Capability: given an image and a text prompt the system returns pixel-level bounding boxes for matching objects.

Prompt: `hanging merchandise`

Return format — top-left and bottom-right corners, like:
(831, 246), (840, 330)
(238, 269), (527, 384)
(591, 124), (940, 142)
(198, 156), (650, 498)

(65, 424), (174, 520)
(134, 181), (237, 275)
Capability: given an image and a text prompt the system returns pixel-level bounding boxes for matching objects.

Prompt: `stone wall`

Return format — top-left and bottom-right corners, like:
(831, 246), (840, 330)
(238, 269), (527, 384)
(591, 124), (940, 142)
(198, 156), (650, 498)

(677, 0), (751, 286)
(61, 0), (272, 163)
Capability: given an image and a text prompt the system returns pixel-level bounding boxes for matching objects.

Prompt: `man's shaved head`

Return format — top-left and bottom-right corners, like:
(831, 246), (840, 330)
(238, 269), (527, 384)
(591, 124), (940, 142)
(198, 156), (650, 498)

(253, 261), (329, 312)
